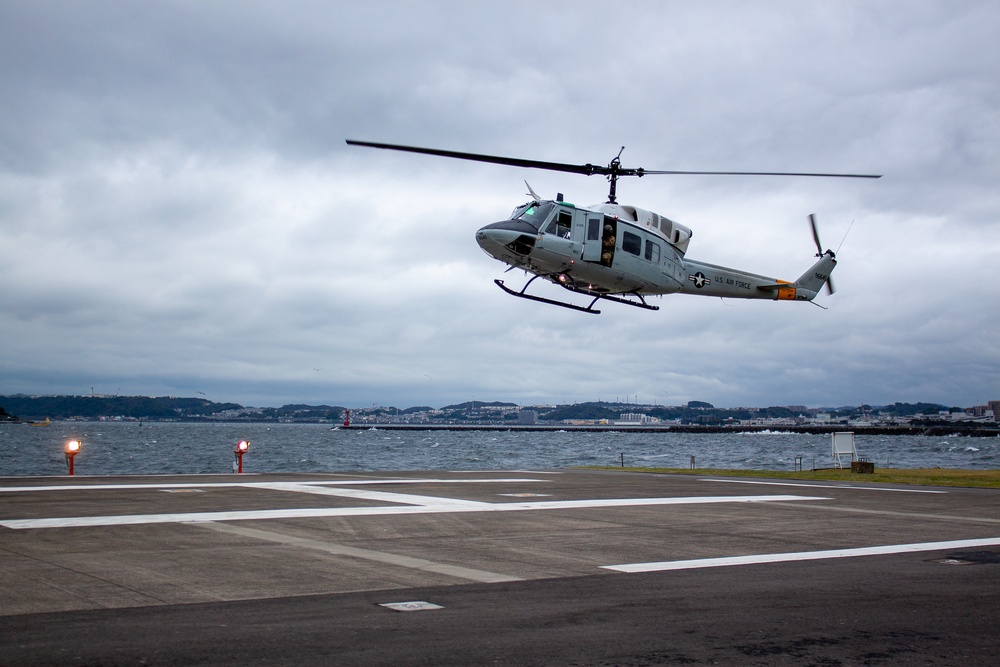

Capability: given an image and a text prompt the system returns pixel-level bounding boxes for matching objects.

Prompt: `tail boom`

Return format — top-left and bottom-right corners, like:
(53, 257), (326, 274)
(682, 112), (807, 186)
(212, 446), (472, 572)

(679, 250), (836, 302)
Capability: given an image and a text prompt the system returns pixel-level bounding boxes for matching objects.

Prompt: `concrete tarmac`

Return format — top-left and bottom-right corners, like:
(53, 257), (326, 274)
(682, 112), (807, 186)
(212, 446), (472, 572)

(2, 469), (999, 665)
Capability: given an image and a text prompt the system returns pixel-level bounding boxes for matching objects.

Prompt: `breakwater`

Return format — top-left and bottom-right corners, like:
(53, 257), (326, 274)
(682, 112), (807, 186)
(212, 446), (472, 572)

(341, 423), (1000, 437)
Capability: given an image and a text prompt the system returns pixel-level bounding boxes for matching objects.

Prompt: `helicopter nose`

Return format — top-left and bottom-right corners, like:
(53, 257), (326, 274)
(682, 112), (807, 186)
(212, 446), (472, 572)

(476, 221), (537, 258)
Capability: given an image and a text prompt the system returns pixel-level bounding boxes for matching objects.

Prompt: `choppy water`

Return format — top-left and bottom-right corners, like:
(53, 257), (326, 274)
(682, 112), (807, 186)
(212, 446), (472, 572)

(0, 422), (997, 477)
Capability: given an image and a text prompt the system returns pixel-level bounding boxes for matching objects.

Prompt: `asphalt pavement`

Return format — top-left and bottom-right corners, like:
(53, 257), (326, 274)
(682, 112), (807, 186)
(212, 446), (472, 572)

(2, 469), (999, 665)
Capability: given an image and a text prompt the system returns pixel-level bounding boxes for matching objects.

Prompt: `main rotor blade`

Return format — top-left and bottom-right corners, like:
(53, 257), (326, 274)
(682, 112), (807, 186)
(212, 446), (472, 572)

(642, 169), (882, 179)
(346, 140), (611, 176)
(346, 140), (882, 179)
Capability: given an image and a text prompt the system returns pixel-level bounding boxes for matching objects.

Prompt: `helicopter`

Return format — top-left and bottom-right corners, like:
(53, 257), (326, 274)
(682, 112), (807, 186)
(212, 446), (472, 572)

(346, 140), (881, 314)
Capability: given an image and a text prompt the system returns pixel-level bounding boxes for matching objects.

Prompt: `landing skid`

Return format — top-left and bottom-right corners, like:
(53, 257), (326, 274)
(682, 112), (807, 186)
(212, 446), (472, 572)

(494, 276), (659, 314)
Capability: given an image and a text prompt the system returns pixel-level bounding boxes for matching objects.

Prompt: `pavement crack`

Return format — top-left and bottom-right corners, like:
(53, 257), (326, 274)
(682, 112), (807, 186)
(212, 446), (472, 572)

(190, 520), (523, 584)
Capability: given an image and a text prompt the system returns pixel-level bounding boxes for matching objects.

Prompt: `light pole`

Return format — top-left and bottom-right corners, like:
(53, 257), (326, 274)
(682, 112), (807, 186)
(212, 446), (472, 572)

(233, 440), (250, 473)
(65, 440), (81, 475)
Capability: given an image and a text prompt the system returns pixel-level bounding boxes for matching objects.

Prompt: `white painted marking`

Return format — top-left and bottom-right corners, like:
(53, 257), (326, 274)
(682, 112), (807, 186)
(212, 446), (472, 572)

(0, 478), (544, 493)
(0, 494), (827, 529)
(602, 537), (1000, 573)
(0, 483), (241, 493)
(252, 482), (492, 506)
(294, 478), (544, 486)
(481, 495), (825, 512)
(699, 478), (946, 494)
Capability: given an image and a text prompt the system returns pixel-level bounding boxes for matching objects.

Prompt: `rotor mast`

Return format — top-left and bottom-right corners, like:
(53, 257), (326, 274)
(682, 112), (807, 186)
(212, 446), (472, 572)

(605, 147), (632, 204)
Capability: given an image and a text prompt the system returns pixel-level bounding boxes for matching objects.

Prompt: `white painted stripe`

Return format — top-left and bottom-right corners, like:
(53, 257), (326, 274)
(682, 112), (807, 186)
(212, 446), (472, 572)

(0, 494), (827, 529)
(288, 478), (543, 486)
(474, 495), (826, 513)
(602, 537), (1000, 573)
(0, 478), (544, 493)
(1, 506), (448, 528)
(0, 483), (241, 492)
(252, 482), (492, 506)
(699, 478), (946, 494)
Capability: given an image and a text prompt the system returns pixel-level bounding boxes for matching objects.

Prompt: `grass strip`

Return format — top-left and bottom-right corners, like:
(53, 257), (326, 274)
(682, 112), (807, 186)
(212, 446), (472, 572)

(583, 466), (1000, 489)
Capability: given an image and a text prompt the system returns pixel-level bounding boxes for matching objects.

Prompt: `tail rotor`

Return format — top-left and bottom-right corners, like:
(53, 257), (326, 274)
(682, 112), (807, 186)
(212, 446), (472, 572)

(808, 213), (836, 295)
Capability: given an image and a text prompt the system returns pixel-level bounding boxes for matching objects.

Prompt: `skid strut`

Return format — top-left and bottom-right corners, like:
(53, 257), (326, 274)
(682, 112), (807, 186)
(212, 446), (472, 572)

(494, 275), (660, 314)
(495, 278), (602, 314)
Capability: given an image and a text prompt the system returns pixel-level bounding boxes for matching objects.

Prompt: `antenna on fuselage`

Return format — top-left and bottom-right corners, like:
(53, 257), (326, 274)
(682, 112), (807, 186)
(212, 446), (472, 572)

(524, 180), (541, 201)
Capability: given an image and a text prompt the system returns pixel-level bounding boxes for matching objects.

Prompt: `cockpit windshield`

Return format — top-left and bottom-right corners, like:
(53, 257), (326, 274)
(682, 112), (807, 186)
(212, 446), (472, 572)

(509, 202), (554, 232)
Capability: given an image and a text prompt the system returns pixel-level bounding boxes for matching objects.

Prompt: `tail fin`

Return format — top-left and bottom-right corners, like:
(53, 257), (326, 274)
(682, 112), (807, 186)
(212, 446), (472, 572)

(793, 251), (837, 299)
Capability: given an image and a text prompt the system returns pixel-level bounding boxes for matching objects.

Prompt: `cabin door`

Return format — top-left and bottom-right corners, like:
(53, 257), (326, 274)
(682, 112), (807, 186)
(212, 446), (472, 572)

(582, 213), (605, 262)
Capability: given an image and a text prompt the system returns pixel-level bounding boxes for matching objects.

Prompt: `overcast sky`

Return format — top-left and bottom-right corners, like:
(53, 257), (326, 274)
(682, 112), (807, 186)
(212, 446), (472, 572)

(1, 1), (998, 410)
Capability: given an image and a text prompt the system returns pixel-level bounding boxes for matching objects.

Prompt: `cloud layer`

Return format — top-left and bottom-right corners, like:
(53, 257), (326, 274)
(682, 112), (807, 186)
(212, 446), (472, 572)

(2, 1), (998, 409)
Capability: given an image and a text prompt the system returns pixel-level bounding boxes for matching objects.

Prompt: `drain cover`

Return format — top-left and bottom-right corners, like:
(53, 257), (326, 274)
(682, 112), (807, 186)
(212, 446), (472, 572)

(931, 550), (1000, 565)
(379, 601), (444, 612)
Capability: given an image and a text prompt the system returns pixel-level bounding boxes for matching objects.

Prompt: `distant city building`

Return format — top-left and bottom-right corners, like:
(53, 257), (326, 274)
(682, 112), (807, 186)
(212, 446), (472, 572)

(616, 413), (658, 425)
(518, 410), (538, 425)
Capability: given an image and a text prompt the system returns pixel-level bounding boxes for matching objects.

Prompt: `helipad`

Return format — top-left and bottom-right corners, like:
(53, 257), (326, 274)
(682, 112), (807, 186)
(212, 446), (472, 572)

(2, 469), (999, 665)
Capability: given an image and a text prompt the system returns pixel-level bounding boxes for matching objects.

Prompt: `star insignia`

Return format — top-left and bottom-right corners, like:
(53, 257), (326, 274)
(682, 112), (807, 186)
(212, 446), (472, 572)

(688, 272), (710, 288)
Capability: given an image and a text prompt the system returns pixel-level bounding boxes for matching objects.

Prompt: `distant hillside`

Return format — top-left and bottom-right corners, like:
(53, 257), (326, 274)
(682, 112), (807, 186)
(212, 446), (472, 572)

(0, 395), (242, 420)
(0, 394), (969, 425)
(0, 395), (351, 422)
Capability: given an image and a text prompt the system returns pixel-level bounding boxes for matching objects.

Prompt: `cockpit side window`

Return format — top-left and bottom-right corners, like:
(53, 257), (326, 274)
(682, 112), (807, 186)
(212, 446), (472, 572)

(512, 202), (554, 232)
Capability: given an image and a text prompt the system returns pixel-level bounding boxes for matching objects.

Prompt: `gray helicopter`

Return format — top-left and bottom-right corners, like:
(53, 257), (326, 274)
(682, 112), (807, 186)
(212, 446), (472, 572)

(346, 140), (880, 314)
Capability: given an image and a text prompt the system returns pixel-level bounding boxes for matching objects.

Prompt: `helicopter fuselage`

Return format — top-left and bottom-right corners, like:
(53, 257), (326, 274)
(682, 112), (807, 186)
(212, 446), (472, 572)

(475, 199), (830, 306)
(345, 139), (867, 313)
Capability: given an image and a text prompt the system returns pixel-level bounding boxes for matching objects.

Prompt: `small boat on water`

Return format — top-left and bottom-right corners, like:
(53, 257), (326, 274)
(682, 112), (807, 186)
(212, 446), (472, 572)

(28, 417), (51, 427)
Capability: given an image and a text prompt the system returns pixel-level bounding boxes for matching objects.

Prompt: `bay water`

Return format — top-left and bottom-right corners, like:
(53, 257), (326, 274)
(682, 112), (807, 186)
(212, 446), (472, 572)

(1, 422), (996, 477)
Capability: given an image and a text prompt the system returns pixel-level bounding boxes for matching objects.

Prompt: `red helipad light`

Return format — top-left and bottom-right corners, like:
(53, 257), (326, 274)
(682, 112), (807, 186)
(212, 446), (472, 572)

(65, 440), (81, 475)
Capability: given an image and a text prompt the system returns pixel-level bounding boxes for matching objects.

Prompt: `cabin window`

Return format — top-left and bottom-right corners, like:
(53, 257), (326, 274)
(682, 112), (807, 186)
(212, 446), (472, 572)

(622, 231), (642, 256)
(544, 210), (573, 238)
(587, 217), (601, 241)
(644, 240), (661, 263)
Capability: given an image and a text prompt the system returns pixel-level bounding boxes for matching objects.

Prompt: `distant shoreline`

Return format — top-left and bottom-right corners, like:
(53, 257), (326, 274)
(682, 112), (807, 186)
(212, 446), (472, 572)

(339, 423), (999, 437)
(4, 419), (997, 437)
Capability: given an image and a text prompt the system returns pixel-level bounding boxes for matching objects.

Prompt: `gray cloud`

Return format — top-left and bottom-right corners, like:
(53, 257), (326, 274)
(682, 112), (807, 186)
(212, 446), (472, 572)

(1, 1), (998, 409)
